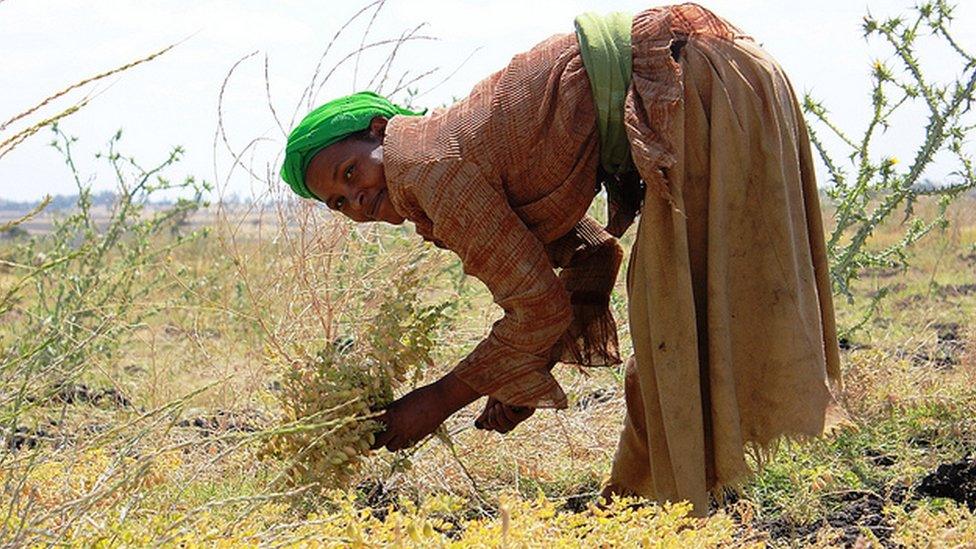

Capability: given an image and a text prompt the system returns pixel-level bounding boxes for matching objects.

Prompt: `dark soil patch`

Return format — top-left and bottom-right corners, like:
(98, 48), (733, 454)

(52, 383), (93, 404)
(560, 478), (603, 513)
(563, 491), (598, 513)
(94, 387), (131, 408)
(961, 251), (976, 267)
(902, 321), (967, 371)
(935, 283), (976, 298)
(935, 321), (964, 343)
(355, 481), (466, 539)
(45, 383), (132, 408)
(916, 456), (976, 510)
(123, 364), (147, 375)
(933, 322), (967, 368)
(865, 448), (897, 468)
(2, 425), (52, 451)
(907, 434), (936, 449)
(178, 409), (267, 435)
(838, 337), (871, 351)
(357, 479), (396, 520)
(867, 283), (906, 299)
(909, 349), (959, 370)
(82, 422), (113, 436)
(759, 490), (905, 548)
(574, 388), (616, 411)
(892, 293), (928, 311)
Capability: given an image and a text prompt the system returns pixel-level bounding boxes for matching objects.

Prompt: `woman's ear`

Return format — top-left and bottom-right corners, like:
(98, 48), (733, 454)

(369, 116), (388, 140)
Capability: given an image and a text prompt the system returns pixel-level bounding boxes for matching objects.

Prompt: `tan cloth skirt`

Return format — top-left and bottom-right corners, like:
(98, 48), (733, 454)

(607, 13), (842, 514)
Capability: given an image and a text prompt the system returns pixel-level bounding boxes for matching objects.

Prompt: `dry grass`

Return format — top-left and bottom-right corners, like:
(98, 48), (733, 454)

(1, 194), (974, 546)
(2, 0), (973, 540)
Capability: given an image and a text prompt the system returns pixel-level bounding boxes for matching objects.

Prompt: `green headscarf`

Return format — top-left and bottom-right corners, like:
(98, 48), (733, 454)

(280, 91), (424, 200)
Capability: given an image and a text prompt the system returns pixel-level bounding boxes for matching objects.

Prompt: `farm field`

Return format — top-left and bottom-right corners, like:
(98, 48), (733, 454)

(2, 0), (975, 544)
(1, 194), (974, 547)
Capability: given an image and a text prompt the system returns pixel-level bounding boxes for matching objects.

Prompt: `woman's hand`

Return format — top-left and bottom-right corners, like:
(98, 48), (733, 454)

(474, 396), (535, 434)
(372, 372), (480, 452)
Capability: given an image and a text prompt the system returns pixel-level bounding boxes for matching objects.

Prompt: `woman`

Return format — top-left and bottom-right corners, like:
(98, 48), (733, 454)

(280, 3), (841, 514)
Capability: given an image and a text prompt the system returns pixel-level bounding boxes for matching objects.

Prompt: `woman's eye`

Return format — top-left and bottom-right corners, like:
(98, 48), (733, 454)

(335, 197), (345, 209)
(344, 165), (354, 180)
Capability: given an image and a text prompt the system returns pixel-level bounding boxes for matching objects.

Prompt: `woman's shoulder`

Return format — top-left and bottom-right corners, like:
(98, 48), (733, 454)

(385, 30), (590, 160)
(382, 28), (599, 242)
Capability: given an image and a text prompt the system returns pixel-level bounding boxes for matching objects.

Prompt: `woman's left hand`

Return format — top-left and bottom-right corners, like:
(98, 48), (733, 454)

(372, 372), (480, 452)
(474, 397), (535, 433)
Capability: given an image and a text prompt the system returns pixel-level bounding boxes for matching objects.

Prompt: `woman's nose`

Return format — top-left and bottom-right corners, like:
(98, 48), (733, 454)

(355, 191), (366, 210)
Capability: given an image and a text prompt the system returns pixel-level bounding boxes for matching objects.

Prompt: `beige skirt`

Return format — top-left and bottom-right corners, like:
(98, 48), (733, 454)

(607, 5), (842, 514)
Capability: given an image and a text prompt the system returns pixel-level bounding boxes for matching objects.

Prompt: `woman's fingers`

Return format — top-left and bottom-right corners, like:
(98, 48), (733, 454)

(485, 403), (499, 431)
(511, 405), (534, 422)
(475, 397), (504, 430)
(371, 412), (414, 451)
(498, 404), (522, 431)
(491, 404), (512, 433)
(490, 403), (516, 433)
(473, 397), (534, 433)
(474, 400), (492, 430)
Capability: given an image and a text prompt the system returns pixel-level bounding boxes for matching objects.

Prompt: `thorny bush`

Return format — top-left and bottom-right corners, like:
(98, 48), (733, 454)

(0, 125), (209, 545)
(805, 0), (976, 331)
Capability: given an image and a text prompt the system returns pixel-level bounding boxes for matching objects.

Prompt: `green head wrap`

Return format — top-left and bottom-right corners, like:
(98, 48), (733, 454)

(280, 91), (424, 200)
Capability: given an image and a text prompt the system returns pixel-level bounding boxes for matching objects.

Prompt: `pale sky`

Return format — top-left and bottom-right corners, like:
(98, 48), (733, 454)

(1, 0), (974, 202)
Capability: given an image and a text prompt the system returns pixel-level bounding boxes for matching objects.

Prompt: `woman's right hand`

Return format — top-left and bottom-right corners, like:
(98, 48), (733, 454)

(474, 396), (535, 434)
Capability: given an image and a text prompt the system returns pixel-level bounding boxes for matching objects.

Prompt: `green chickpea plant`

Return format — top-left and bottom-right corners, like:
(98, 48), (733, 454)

(260, 268), (452, 492)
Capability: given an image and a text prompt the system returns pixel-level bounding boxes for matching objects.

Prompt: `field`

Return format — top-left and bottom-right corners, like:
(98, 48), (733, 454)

(1, 191), (975, 548)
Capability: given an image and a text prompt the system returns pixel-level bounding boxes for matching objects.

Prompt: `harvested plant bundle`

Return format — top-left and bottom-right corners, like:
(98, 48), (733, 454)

(260, 270), (451, 491)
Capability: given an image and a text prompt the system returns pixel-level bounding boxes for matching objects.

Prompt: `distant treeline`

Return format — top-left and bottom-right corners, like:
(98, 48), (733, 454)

(0, 192), (256, 214)
(0, 191), (120, 212)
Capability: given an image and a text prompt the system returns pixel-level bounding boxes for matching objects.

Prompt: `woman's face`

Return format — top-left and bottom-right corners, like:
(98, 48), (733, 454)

(305, 117), (405, 225)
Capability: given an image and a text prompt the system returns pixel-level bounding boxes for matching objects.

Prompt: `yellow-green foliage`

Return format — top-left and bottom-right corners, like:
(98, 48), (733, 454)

(2, 444), (755, 547)
(261, 267), (451, 491)
(52, 493), (753, 547)
(0, 447), (184, 539)
(891, 501), (976, 548)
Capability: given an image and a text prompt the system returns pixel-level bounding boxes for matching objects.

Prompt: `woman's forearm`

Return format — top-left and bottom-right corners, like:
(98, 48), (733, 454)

(436, 371), (482, 415)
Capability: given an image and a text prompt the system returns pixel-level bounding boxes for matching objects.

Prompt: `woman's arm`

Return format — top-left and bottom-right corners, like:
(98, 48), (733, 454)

(419, 161), (574, 408)
(372, 372), (479, 451)
(476, 216), (624, 434)
(372, 161), (574, 450)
